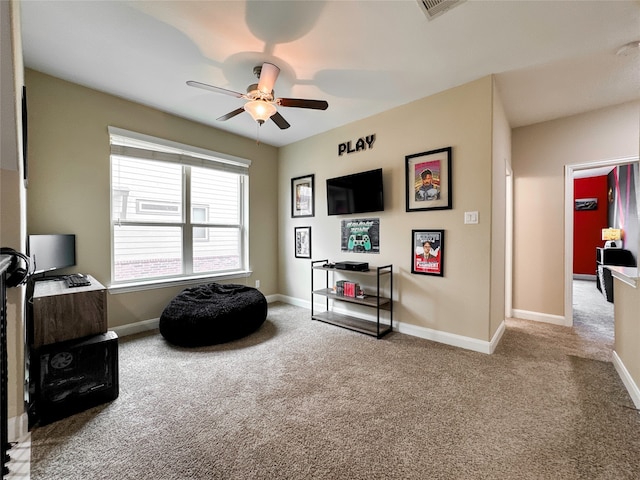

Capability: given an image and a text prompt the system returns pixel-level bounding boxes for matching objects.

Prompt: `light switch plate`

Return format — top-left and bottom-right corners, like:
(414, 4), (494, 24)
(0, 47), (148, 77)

(464, 211), (479, 224)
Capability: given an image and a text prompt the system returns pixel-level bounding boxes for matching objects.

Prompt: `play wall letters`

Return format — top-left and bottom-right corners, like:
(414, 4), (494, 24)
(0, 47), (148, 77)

(338, 134), (376, 156)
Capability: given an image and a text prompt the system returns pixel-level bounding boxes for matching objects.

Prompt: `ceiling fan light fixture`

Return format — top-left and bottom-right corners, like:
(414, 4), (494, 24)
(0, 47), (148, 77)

(244, 100), (277, 125)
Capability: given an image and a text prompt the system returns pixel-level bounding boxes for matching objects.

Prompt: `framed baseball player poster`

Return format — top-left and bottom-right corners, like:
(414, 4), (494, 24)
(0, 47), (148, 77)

(406, 147), (452, 212)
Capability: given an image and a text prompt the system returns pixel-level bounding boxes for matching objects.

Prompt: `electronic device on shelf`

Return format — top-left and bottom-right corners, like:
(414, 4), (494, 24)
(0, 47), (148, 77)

(64, 273), (91, 288)
(335, 261), (369, 272)
(326, 168), (384, 216)
(27, 234), (76, 275)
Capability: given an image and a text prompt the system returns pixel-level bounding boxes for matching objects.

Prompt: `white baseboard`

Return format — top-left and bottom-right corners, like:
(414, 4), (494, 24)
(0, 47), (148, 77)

(612, 350), (640, 411)
(396, 320), (504, 354)
(490, 321), (506, 353)
(512, 308), (568, 326)
(278, 296), (500, 354)
(272, 293), (308, 308)
(112, 317), (159, 337)
(8, 413), (28, 442)
(111, 294), (503, 354)
(264, 293), (280, 304)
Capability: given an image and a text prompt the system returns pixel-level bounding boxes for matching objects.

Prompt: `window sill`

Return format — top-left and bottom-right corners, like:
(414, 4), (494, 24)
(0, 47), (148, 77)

(107, 270), (252, 294)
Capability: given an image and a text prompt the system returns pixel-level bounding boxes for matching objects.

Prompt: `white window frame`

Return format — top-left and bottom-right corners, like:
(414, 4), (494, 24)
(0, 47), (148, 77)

(108, 127), (251, 292)
(192, 205), (209, 241)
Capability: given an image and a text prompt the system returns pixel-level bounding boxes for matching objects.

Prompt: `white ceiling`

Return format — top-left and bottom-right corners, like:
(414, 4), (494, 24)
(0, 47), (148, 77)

(19, 0), (640, 148)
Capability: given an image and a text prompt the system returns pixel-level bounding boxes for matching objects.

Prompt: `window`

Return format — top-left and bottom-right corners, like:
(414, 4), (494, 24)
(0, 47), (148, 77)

(109, 127), (250, 285)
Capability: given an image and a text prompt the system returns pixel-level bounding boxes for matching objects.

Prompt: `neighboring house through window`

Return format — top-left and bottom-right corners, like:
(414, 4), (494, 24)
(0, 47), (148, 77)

(109, 127), (250, 285)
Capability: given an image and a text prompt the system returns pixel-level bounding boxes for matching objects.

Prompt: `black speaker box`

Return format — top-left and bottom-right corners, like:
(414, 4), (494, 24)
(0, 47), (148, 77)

(32, 331), (119, 425)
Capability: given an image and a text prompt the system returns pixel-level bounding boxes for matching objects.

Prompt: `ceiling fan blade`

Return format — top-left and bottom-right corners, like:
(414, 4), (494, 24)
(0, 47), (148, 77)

(216, 107), (245, 122)
(257, 62), (280, 95)
(270, 111), (290, 130)
(186, 80), (244, 98)
(277, 98), (328, 110)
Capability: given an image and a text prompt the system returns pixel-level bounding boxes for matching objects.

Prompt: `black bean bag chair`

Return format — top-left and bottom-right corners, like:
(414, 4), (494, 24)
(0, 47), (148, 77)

(159, 283), (267, 347)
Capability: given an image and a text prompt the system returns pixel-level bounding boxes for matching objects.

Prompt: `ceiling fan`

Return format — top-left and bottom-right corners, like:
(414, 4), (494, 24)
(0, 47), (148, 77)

(187, 62), (328, 130)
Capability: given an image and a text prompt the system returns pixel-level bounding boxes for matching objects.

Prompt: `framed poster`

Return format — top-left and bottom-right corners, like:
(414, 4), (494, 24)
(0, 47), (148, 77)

(294, 226), (312, 259)
(291, 174), (314, 218)
(406, 146), (452, 212)
(411, 229), (444, 276)
(575, 198), (598, 211)
(340, 218), (380, 253)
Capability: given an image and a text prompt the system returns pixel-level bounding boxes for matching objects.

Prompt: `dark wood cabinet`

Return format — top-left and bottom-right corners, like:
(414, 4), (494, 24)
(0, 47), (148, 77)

(27, 276), (115, 427)
(31, 276), (106, 348)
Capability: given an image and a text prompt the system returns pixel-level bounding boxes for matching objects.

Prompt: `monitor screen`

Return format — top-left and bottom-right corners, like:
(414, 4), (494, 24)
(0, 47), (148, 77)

(326, 168), (384, 216)
(28, 234), (76, 274)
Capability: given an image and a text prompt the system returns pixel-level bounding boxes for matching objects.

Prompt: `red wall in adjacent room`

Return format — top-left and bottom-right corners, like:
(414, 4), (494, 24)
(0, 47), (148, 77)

(573, 176), (608, 275)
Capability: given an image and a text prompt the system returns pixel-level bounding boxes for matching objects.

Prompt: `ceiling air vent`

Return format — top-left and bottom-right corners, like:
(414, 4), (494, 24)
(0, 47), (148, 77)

(416, 0), (466, 20)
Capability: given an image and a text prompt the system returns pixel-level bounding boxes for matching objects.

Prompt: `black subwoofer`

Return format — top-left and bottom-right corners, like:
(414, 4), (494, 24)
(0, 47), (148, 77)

(32, 331), (119, 425)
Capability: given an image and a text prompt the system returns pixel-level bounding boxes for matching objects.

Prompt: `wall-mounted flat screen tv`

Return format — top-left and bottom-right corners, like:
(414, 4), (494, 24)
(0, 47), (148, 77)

(28, 234), (76, 274)
(326, 168), (384, 216)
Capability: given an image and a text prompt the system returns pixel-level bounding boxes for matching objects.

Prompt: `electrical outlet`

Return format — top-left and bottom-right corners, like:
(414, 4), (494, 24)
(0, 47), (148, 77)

(255, 280), (260, 288)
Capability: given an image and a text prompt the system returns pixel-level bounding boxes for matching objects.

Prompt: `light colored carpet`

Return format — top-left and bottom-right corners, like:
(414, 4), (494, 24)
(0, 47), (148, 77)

(572, 278), (614, 342)
(30, 301), (639, 479)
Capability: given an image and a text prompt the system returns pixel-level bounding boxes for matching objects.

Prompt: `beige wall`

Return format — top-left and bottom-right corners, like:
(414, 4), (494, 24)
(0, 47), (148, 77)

(512, 102), (640, 319)
(1, 0), (28, 425)
(613, 277), (640, 404)
(25, 69), (280, 330)
(278, 76), (502, 344)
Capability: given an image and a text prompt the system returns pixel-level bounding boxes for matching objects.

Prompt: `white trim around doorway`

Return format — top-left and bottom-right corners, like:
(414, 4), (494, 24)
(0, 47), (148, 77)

(564, 156), (639, 327)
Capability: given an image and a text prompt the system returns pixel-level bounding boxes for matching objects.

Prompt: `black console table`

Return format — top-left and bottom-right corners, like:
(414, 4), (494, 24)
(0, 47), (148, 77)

(596, 247), (636, 302)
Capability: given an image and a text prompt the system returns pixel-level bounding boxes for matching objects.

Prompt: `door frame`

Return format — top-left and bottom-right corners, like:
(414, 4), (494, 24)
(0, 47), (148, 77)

(505, 163), (513, 318)
(564, 156), (638, 326)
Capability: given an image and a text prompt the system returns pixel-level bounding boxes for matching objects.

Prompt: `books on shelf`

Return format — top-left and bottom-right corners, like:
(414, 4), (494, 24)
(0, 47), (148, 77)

(333, 280), (360, 298)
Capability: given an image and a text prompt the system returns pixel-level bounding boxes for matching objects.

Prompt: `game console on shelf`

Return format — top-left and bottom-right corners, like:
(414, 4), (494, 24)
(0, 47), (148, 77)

(334, 261), (369, 272)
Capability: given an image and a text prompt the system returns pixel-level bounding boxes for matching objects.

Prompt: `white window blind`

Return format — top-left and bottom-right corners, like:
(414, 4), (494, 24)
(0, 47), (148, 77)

(109, 127), (250, 285)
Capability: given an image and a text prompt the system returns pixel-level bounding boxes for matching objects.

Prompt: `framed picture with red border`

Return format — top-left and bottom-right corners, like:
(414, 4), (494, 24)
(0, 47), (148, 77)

(411, 229), (444, 276)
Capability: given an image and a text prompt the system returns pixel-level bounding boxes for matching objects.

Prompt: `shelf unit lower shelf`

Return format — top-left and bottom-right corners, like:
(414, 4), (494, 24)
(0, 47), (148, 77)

(312, 311), (392, 338)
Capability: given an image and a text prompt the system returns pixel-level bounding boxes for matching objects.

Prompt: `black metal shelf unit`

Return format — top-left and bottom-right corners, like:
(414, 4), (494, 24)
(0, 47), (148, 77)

(311, 259), (393, 338)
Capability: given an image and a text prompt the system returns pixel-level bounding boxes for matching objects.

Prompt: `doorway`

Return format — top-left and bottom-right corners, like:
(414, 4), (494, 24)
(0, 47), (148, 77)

(564, 157), (638, 335)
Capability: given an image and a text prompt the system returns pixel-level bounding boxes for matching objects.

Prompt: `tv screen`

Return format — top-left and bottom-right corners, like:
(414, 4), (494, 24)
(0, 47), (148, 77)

(28, 234), (76, 274)
(326, 168), (384, 216)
